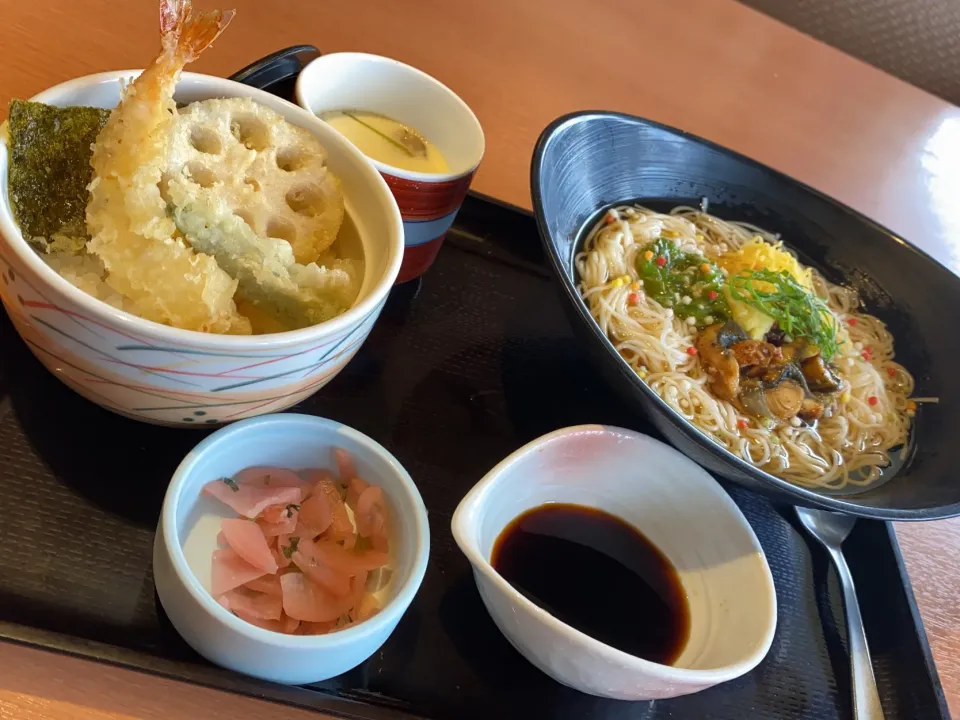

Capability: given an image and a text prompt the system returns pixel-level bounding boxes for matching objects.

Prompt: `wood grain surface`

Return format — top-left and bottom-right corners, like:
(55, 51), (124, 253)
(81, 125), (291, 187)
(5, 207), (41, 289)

(0, 0), (958, 717)
(0, 643), (331, 720)
(895, 519), (960, 708)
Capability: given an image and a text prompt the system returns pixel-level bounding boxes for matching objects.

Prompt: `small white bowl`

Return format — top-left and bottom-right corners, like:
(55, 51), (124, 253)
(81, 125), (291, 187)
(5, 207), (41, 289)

(451, 425), (776, 700)
(154, 413), (429, 685)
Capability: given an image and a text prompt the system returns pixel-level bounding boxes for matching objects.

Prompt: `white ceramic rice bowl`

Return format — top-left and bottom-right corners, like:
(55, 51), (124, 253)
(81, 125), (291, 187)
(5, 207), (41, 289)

(0, 71), (403, 427)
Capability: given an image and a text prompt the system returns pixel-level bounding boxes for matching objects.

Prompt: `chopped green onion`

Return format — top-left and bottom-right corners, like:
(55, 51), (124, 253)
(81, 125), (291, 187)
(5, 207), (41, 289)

(282, 536), (300, 559)
(343, 111), (415, 157)
(729, 269), (839, 359)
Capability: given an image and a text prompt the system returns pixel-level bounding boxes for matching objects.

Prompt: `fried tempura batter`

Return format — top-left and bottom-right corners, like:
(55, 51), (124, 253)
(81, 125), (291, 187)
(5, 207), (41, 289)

(86, 0), (250, 334)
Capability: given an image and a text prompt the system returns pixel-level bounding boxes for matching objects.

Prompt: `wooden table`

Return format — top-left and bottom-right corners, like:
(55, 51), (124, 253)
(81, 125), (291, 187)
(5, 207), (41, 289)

(2, 0), (959, 717)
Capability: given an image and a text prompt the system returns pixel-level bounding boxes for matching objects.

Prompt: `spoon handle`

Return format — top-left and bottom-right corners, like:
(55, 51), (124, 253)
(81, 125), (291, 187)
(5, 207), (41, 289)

(827, 545), (885, 720)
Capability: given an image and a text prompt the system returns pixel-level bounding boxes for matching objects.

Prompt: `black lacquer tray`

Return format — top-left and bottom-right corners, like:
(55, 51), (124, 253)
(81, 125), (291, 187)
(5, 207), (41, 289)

(0, 49), (949, 720)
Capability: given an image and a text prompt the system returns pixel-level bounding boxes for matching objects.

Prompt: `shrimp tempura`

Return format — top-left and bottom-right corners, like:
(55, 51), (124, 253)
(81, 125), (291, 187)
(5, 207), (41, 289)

(86, 0), (250, 334)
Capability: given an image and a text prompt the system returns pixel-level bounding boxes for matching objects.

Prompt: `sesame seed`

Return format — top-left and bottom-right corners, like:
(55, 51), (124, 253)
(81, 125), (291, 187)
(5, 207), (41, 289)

(790, 417), (801, 427)
(704, 315), (714, 324)
(686, 316), (697, 325)
(681, 296), (692, 305)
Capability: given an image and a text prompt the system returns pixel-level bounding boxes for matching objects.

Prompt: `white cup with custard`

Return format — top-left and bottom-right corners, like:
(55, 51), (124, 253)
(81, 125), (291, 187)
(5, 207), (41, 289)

(296, 53), (485, 283)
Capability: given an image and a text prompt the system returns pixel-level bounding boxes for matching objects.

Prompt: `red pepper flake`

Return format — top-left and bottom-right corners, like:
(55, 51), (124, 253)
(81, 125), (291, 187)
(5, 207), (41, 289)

(605, 214), (616, 224)
(861, 348), (872, 362)
(737, 419), (749, 430)
(627, 292), (640, 306)
(847, 317), (858, 327)
(707, 290), (719, 301)
(686, 346), (697, 356)
(655, 256), (668, 267)
(868, 396), (879, 406)
(887, 367), (897, 378)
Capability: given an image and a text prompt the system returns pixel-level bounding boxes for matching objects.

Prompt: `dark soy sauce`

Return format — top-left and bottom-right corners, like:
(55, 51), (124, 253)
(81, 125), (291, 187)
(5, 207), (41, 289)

(491, 503), (690, 665)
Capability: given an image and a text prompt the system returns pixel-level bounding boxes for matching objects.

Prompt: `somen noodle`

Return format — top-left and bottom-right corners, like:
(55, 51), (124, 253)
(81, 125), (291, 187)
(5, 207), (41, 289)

(577, 204), (928, 490)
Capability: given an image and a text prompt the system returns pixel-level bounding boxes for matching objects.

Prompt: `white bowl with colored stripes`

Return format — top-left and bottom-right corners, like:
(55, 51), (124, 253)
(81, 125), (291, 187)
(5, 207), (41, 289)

(0, 71), (403, 427)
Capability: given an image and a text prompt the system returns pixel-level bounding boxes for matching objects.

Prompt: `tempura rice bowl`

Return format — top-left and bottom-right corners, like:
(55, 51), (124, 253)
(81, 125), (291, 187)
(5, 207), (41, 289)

(0, 71), (403, 427)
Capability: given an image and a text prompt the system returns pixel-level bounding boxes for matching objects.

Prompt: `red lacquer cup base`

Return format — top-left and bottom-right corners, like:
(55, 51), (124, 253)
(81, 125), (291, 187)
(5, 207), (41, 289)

(395, 235), (447, 284)
(382, 171), (476, 284)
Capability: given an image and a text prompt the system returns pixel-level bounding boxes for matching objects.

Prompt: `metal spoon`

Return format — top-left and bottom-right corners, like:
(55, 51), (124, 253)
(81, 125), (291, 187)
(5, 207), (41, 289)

(795, 507), (885, 720)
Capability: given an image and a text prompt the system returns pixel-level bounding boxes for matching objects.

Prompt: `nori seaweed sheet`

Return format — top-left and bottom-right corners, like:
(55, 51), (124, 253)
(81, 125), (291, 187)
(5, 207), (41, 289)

(7, 100), (110, 240)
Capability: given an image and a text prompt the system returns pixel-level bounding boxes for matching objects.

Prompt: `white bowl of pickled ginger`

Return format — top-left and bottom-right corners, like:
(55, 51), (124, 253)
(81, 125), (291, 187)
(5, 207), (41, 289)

(154, 413), (429, 684)
(0, 3), (403, 426)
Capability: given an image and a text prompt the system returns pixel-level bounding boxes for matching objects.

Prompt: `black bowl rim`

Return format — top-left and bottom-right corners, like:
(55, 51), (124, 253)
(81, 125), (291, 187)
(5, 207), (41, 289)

(530, 109), (960, 521)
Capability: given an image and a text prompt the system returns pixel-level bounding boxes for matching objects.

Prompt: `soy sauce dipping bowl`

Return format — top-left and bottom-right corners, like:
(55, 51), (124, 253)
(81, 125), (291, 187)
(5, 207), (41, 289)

(451, 425), (777, 700)
(532, 111), (960, 520)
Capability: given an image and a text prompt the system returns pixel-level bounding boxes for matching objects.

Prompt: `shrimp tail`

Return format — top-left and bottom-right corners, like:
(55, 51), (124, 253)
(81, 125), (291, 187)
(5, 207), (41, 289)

(159, 0), (234, 63)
